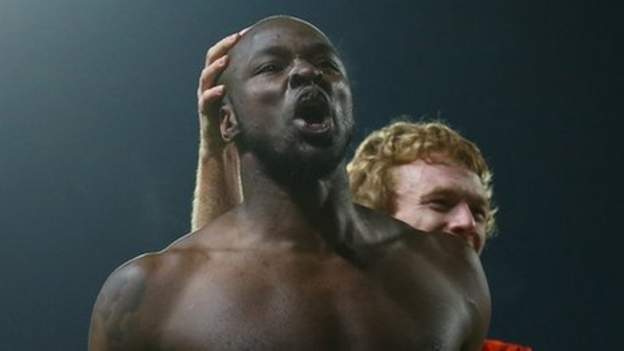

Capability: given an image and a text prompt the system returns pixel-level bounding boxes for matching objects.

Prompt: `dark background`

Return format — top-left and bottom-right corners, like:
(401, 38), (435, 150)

(1, 0), (620, 349)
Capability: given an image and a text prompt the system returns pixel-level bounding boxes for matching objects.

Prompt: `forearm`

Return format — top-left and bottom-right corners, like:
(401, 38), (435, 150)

(191, 31), (246, 230)
(191, 139), (242, 231)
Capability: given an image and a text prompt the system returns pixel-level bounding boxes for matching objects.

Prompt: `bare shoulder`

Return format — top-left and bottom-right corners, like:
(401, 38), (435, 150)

(88, 246), (207, 351)
(367, 210), (490, 306)
(355, 204), (486, 281)
(88, 253), (158, 351)
(355, 205), (491, 350)
(409, 232), (491, 350)
(353, 204), (416, 245)
(385, 231), (491, 351)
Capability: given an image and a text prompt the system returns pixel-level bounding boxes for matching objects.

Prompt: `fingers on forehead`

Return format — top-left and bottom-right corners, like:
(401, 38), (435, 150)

(199, 56), (228, 92)
(206, 32), (241, 65)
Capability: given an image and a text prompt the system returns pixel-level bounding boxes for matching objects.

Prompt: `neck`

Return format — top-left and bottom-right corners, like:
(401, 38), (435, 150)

(236, 153), (358, 252)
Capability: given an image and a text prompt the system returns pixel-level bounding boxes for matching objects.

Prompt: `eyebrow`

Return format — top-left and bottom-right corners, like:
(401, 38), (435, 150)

(252, 45), (290, 59)
(303, 42), (339, 57)
(252, 41), (339, 60)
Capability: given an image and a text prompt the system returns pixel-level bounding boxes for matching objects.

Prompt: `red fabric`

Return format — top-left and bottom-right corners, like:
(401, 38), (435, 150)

(482, 339), (532, 351)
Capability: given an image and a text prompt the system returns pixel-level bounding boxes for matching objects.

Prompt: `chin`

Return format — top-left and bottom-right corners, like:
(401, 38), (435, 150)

(302, 153), (344, 180)
(239, 118), (352, 182)
(266, 137), (348, 183)
(302, 128), (352, 175)
(279, 142), (346, 181)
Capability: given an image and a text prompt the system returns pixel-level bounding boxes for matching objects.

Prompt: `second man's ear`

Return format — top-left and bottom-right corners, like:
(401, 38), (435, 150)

(219, 102), (240, 143)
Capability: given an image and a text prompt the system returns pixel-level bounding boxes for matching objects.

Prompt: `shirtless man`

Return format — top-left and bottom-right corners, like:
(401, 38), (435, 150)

(89, 16), (490, 350)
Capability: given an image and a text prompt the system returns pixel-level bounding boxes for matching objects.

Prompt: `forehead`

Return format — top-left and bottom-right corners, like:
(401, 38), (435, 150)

(392, 159), (486, 199)
(235, 19), (337, 61)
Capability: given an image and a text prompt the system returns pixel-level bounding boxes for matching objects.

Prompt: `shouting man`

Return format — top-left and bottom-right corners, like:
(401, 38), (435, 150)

(89, 16), (490, 350)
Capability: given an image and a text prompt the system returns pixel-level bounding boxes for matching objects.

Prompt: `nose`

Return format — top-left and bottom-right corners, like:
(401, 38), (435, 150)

(289, 59), (323, 89)
(446, 203), (479, 249)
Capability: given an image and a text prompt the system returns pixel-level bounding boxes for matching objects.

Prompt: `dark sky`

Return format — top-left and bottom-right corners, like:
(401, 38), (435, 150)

(1, 0), (620, 349)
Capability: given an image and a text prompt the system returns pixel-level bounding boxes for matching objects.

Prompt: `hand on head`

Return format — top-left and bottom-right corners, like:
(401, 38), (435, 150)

(197, 28), (249, 138)
(191, 28), (249, 231)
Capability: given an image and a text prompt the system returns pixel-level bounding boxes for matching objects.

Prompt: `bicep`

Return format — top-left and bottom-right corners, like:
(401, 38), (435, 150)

(420, 233), (491, 350)
(88, 262), (149, 351)
(457, 249), (491, 351)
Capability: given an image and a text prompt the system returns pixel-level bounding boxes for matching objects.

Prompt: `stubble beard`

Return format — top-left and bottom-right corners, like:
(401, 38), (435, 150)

(236, 113), (353, 186)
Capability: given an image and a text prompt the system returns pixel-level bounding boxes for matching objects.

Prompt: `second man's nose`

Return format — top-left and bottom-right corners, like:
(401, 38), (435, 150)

(446, 203), (478, 245)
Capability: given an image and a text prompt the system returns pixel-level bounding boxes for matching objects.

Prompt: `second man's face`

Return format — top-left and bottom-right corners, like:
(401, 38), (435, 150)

(390, 156), (489, 254)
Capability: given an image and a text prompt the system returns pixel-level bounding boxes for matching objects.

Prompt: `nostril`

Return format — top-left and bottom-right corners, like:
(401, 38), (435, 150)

(290, 74), (303, 88)
(290, 70), (312, 88)
(289, 62), (322, 88)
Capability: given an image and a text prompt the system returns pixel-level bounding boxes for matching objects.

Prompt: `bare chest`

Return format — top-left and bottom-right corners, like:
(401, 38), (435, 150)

(150, 253), (466, 351)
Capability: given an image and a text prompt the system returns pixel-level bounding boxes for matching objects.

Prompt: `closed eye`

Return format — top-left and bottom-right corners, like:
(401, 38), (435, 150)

(317, 59), (340, 72)
(471, 207), (487, 223)
(255, 62), (285, 75)
(426, 198), (453, 212)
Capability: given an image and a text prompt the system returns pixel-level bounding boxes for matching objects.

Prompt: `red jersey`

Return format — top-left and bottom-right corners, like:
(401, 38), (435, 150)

(483, 339), (533, 351)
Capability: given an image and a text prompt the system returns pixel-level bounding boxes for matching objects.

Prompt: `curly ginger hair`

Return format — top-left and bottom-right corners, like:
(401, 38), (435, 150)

(347, 120), (497, 237)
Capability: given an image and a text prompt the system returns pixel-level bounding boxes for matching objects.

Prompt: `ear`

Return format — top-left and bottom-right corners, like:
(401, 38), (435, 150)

(219, 100), (240, 143)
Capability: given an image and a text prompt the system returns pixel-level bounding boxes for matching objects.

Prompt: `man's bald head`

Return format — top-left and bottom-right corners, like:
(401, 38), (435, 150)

(214, 15), (353, 181)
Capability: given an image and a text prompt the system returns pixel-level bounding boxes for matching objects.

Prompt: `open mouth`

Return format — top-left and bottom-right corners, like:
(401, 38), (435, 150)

(293, 88), (333, 134)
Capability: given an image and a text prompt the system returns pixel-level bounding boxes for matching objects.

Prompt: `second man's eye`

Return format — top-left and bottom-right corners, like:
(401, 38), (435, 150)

(427, 199), (452, 212)
(472, 208), (487, 223)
